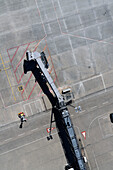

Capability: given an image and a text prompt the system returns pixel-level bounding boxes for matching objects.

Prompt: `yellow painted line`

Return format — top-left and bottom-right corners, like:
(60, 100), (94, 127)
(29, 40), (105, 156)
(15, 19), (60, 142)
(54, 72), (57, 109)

(0, 60), (10, 65)
(0, 67), (10, 72)
(0, 54), (16, 101)
(2, 67), (10, 71)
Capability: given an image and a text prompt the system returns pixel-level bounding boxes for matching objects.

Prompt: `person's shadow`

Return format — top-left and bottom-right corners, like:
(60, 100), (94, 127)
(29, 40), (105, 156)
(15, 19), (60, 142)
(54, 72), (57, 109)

(19, 122), (23, 128)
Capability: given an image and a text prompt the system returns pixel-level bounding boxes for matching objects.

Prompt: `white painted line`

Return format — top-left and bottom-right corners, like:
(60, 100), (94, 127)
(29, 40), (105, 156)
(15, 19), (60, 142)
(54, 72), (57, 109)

(92, 149), (100, 170)
(35, 0), (47, 35)
(0, 93), (5, 107)
(80, 110), (86, 113)
(43, 124), (49, 127)
(72, 74), (101, 87)
(103, 116), (108, 119)
(31, 128), (39, 132)
(100, 73), (106, 92)
(103, 101), (108, 105)
(98, 118), (104, 139)
(29, 104), (33, 115)
(90, 106), (97, 110)
(18, 133), (25, 137)
(4, 138), (12, 142)
(88, 113), (106, 138)
(104, 134), (113, 139)
(0, 133), (57, 156)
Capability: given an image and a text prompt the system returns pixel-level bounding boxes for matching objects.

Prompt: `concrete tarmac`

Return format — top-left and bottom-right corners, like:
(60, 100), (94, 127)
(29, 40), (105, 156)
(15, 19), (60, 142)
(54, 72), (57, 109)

(1, 87), (113, 169)
(0, 0), (113, 169)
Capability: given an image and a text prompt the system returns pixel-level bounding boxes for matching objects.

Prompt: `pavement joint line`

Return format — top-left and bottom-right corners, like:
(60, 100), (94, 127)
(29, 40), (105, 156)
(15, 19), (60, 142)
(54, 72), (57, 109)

(51, 0), (113, 48)
(34, 0), (47, 36)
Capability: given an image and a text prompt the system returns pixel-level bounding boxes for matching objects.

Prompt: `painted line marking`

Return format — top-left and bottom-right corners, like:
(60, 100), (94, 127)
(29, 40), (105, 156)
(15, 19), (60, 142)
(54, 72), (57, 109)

(18, 133), (25, 137)
(88, 113), (107, 138)
(98, 117), (104, 139)
(101, 73), (106, 92)
(2, 67), (10, 71)
(103, 116), (108, 119)
(0, 132), (57, 156)
(43, 124), (49, 127)
(4, 138), (12, 142)
(0, 54), (16, 101)
(0, 93), (5, 107)
(92, 149), (99, 170)
(90, 106), (97, 110)
(0, 60), (10, 65)
(103, 101), (109, 105)
(81, 110), (86, 113)
(31, 128), (39, 132)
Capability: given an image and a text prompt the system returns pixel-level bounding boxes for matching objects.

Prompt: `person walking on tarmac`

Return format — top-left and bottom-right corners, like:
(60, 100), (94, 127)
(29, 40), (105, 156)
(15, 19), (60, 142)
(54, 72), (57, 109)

(18, 112), (27, 128)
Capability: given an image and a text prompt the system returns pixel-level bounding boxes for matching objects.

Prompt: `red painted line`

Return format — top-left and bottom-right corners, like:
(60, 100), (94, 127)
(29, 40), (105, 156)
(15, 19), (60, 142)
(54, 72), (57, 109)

(38, 89), (42, 96)
(52, 0), (113, 46)
(28, 82), (37, 100)
(53, 77), (57, 82)
(49, 66), (53, 74)
(18, 72), (24, 84)
(62, 32), (113, 45)
(7, 49), (11, 61)
(21, 73), (32, 94)
(8, 45), (19, 51)
(11, 47), (19, 62)
(21, 92), (28, 101)
(33, 39), (41, 52)
(43, 45), (47, 51)
(32, 76), (57, 99)
(14, 43), (30, 73)
(7, 49), (19, 83)
(33, 36), (47, 52)
(8, 40), (36, 51)
(27, 53), (54, 100)
(47, 56), (50, 61)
